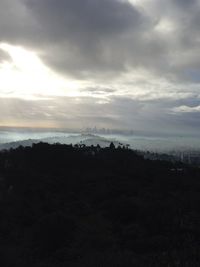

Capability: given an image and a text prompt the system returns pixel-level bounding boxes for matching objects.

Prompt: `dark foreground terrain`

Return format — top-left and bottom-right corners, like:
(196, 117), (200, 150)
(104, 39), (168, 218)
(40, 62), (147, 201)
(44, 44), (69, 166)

(0, 143), (200, 266)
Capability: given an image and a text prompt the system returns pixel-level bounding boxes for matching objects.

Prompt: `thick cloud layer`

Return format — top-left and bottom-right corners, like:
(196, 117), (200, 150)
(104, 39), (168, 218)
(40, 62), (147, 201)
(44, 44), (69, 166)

(1, 0), (200, 78)
(0, 0), (200, 134)
(24, 0), (147, 77)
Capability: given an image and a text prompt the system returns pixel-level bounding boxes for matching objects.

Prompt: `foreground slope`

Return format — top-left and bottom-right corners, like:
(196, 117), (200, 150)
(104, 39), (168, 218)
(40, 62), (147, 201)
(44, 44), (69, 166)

(0, 143), (200, 266)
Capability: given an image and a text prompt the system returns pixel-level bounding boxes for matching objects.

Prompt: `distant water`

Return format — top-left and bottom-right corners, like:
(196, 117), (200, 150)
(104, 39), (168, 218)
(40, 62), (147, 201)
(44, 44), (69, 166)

(0, 129), (200, 152)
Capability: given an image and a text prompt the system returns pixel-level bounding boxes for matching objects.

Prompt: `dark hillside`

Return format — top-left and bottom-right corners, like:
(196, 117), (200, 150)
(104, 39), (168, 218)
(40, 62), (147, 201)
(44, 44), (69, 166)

(0, 143), (200, 266)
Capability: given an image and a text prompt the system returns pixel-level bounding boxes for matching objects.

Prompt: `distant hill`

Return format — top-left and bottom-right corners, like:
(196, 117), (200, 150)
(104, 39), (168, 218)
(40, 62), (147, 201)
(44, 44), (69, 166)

(0, 134), (123, 151)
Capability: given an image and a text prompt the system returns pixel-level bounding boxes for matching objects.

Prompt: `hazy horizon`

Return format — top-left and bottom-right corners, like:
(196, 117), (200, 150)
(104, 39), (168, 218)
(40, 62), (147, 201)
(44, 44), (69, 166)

(1, 127), (200, 153)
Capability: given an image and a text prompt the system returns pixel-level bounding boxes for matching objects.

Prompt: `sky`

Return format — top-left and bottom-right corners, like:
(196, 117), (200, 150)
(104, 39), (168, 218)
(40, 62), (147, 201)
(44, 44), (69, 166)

(0, 0), (200, 135)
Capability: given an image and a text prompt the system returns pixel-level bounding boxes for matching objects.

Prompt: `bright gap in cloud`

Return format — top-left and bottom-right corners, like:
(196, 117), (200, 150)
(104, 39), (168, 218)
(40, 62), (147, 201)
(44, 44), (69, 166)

(154, 18), (176, 34)
(0, 43), (84, 99)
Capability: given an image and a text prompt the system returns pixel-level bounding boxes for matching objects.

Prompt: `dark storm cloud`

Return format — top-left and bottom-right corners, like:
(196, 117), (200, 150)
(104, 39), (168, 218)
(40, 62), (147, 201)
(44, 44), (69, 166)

(21, 0), (148, 77)
(26, 0), (141, 38)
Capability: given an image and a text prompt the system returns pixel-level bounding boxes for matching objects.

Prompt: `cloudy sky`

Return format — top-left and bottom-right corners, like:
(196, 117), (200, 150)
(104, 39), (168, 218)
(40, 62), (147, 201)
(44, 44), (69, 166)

(0, 0), (200, 134)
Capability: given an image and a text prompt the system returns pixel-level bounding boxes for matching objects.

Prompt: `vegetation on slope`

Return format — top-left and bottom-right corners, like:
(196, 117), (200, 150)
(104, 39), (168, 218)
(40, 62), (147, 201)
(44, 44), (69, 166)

(0, 142), (200, 266)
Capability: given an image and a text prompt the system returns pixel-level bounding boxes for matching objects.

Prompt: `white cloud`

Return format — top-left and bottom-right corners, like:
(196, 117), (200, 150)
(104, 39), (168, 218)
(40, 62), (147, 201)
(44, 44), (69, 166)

(172, 105), (200, 113)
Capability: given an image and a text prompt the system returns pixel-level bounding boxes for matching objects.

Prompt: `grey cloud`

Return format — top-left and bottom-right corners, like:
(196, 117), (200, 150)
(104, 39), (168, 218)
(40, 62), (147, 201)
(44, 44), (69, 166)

(0, 96), (143, 129)
(81, 87), (116, 94)
(173, 0), (198, 8)
(25, 0), (200, 82)
(0, 0), (40, 47)
(26, 0), (141, 38)
(1, 0), (200, 134)
(0, 0), (199, 82)
(21, 0), (150, 77)
(1, 94), (200, 134)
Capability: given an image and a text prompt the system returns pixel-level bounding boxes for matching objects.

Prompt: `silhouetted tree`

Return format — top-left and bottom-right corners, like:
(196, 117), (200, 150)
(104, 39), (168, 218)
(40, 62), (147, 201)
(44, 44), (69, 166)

(109, 142), (115, 150)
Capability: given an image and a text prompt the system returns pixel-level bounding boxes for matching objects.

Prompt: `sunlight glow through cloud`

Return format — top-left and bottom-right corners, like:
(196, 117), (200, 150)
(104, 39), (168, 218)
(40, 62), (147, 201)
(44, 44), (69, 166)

(154, 18), (176, 34)
(0, 43), (83, 99)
